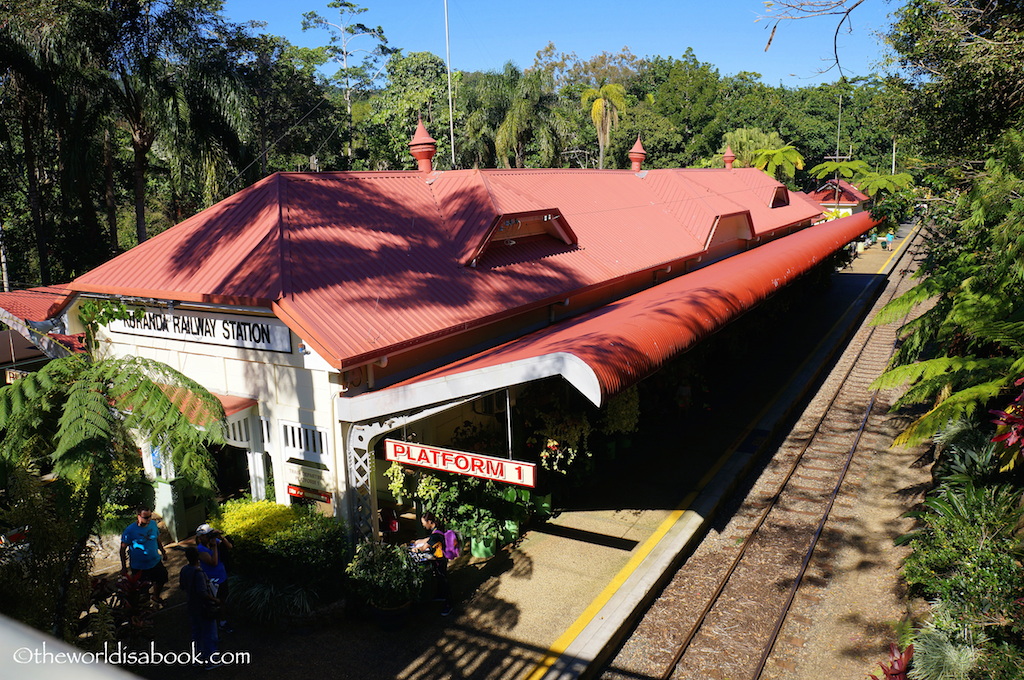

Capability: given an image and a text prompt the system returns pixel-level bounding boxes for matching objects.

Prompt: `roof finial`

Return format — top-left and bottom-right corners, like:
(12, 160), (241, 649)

(409, 118), (437, 173)
(723, 146), (736, 170)
(628, 135), (647, 172)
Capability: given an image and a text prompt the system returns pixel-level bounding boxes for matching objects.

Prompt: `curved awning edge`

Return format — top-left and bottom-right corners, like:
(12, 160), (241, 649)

(335, 352), (601, 423)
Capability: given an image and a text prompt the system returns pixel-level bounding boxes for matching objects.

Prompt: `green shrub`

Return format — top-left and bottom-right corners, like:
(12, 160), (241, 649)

(974, 639), (1024, 680)
(215, 498), (351, 622)
(218, 498), (299, 540)
(228, 581), (315, 624)
(901, 483), (1024, 627)
(345, 541), (422, 609)
(908, 625), (981, 680)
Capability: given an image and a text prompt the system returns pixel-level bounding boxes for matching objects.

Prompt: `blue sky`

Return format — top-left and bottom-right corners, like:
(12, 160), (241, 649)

(221, 0), (896, 87)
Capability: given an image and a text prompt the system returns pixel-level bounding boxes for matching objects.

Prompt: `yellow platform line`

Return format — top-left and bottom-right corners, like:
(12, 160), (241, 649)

(522, 502), (694, 680)
(876, 223), (918, 275)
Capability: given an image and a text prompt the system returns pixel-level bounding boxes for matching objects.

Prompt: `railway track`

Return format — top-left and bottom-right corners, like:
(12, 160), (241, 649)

(600, 230), (925, 680)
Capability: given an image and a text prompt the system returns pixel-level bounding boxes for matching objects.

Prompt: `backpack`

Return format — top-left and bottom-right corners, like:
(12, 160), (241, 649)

(434, 529), (461, 560)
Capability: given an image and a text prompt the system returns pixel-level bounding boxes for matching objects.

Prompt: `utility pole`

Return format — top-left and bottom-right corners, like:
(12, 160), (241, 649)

(0, 221), (9, 292)
(444, 0), (456, 168)
(823, 90), (851, 213)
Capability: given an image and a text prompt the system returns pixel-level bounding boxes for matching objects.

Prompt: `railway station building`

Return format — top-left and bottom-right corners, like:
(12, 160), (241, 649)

(0, 125), (877, 540)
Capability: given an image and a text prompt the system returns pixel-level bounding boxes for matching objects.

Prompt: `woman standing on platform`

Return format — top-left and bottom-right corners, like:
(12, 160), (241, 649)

(411, 511), (454, 616)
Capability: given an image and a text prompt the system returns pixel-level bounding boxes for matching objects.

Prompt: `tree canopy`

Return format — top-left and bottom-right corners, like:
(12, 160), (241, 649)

(1, 2), (914, 286)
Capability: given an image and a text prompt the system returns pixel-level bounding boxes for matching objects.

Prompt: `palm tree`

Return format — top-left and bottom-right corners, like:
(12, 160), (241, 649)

(581, 83), (626, 169)
(0, 301), (225, 637)
(108, 2), (248, 243)
(494, 66), (566, 168)
(458, 63), (518, 169)
(718, 128), (784, 168)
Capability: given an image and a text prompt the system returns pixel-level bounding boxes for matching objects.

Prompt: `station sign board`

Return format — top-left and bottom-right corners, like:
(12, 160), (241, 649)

(107, 307), (291, 353)
(285, 461), (330, 492)
(384, 439), (536, 488)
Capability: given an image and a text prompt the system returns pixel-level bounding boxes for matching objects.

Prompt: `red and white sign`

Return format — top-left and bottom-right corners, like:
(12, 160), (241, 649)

(384, 439), (536, 488)
(287, 484), (332, 503)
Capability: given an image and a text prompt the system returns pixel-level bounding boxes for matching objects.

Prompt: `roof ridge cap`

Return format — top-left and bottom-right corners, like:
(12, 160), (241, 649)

(475, 170), (503, 212)
(276, 174), (288, 300)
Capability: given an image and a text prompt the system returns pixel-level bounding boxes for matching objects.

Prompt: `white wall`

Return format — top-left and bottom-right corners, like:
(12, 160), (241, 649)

(78, 300), (344, 512)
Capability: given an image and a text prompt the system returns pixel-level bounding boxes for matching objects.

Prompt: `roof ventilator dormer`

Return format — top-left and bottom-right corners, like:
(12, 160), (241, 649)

(464, 209), (577, 267)
(771, 186), (790, 208)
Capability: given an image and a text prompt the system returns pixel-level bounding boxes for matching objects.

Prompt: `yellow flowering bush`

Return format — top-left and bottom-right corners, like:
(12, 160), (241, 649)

(219, 499), (299, 541)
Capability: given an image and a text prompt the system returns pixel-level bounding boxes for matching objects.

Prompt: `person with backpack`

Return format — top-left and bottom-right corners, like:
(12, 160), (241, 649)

(410, 511), (456, 616)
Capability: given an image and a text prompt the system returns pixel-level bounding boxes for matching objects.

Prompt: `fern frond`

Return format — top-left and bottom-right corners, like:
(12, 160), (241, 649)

(967, 320), (1024, 352)
(54, 375), (115, 459)
(872, 279), (944, 327)
(872, 357), (965, 391)
(893, 378), (1012, 447)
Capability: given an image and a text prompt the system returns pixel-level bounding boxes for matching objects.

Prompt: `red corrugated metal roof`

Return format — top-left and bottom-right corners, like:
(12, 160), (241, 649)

(49, 333), (86, 354)
(808, 179), (870, 205)
(69, 167), (821, 370)
(213, 393), (258, 417)
(359, 211), (879, 412)
(791, 190), (828, 215)
(0, 285), (75, 321)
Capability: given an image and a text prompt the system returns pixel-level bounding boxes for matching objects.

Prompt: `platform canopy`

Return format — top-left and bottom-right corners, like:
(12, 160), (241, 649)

(336, 211), (878, 422)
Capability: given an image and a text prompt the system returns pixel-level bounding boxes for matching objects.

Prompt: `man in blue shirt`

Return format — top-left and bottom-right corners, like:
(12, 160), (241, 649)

(120, 506), (169, 605)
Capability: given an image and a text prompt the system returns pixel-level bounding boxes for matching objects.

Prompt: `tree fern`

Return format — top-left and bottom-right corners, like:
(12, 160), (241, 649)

(870, 131), (1024, 447)
(872, 278), (946, 326)
(0, 349), (224, 490)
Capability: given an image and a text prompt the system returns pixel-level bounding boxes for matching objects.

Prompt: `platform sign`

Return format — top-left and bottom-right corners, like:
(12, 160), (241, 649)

(384, 439), (536, 488)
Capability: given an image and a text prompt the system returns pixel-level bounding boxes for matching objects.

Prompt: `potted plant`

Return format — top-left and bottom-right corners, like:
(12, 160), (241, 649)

(345, 540), (423, 629)
(499, 486), (531, 545)
(462, 507), (500, 559)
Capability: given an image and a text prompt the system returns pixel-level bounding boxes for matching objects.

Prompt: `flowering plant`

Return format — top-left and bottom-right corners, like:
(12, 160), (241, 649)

(991, 376), (1024, 471)
(529, 411), (591, 473)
